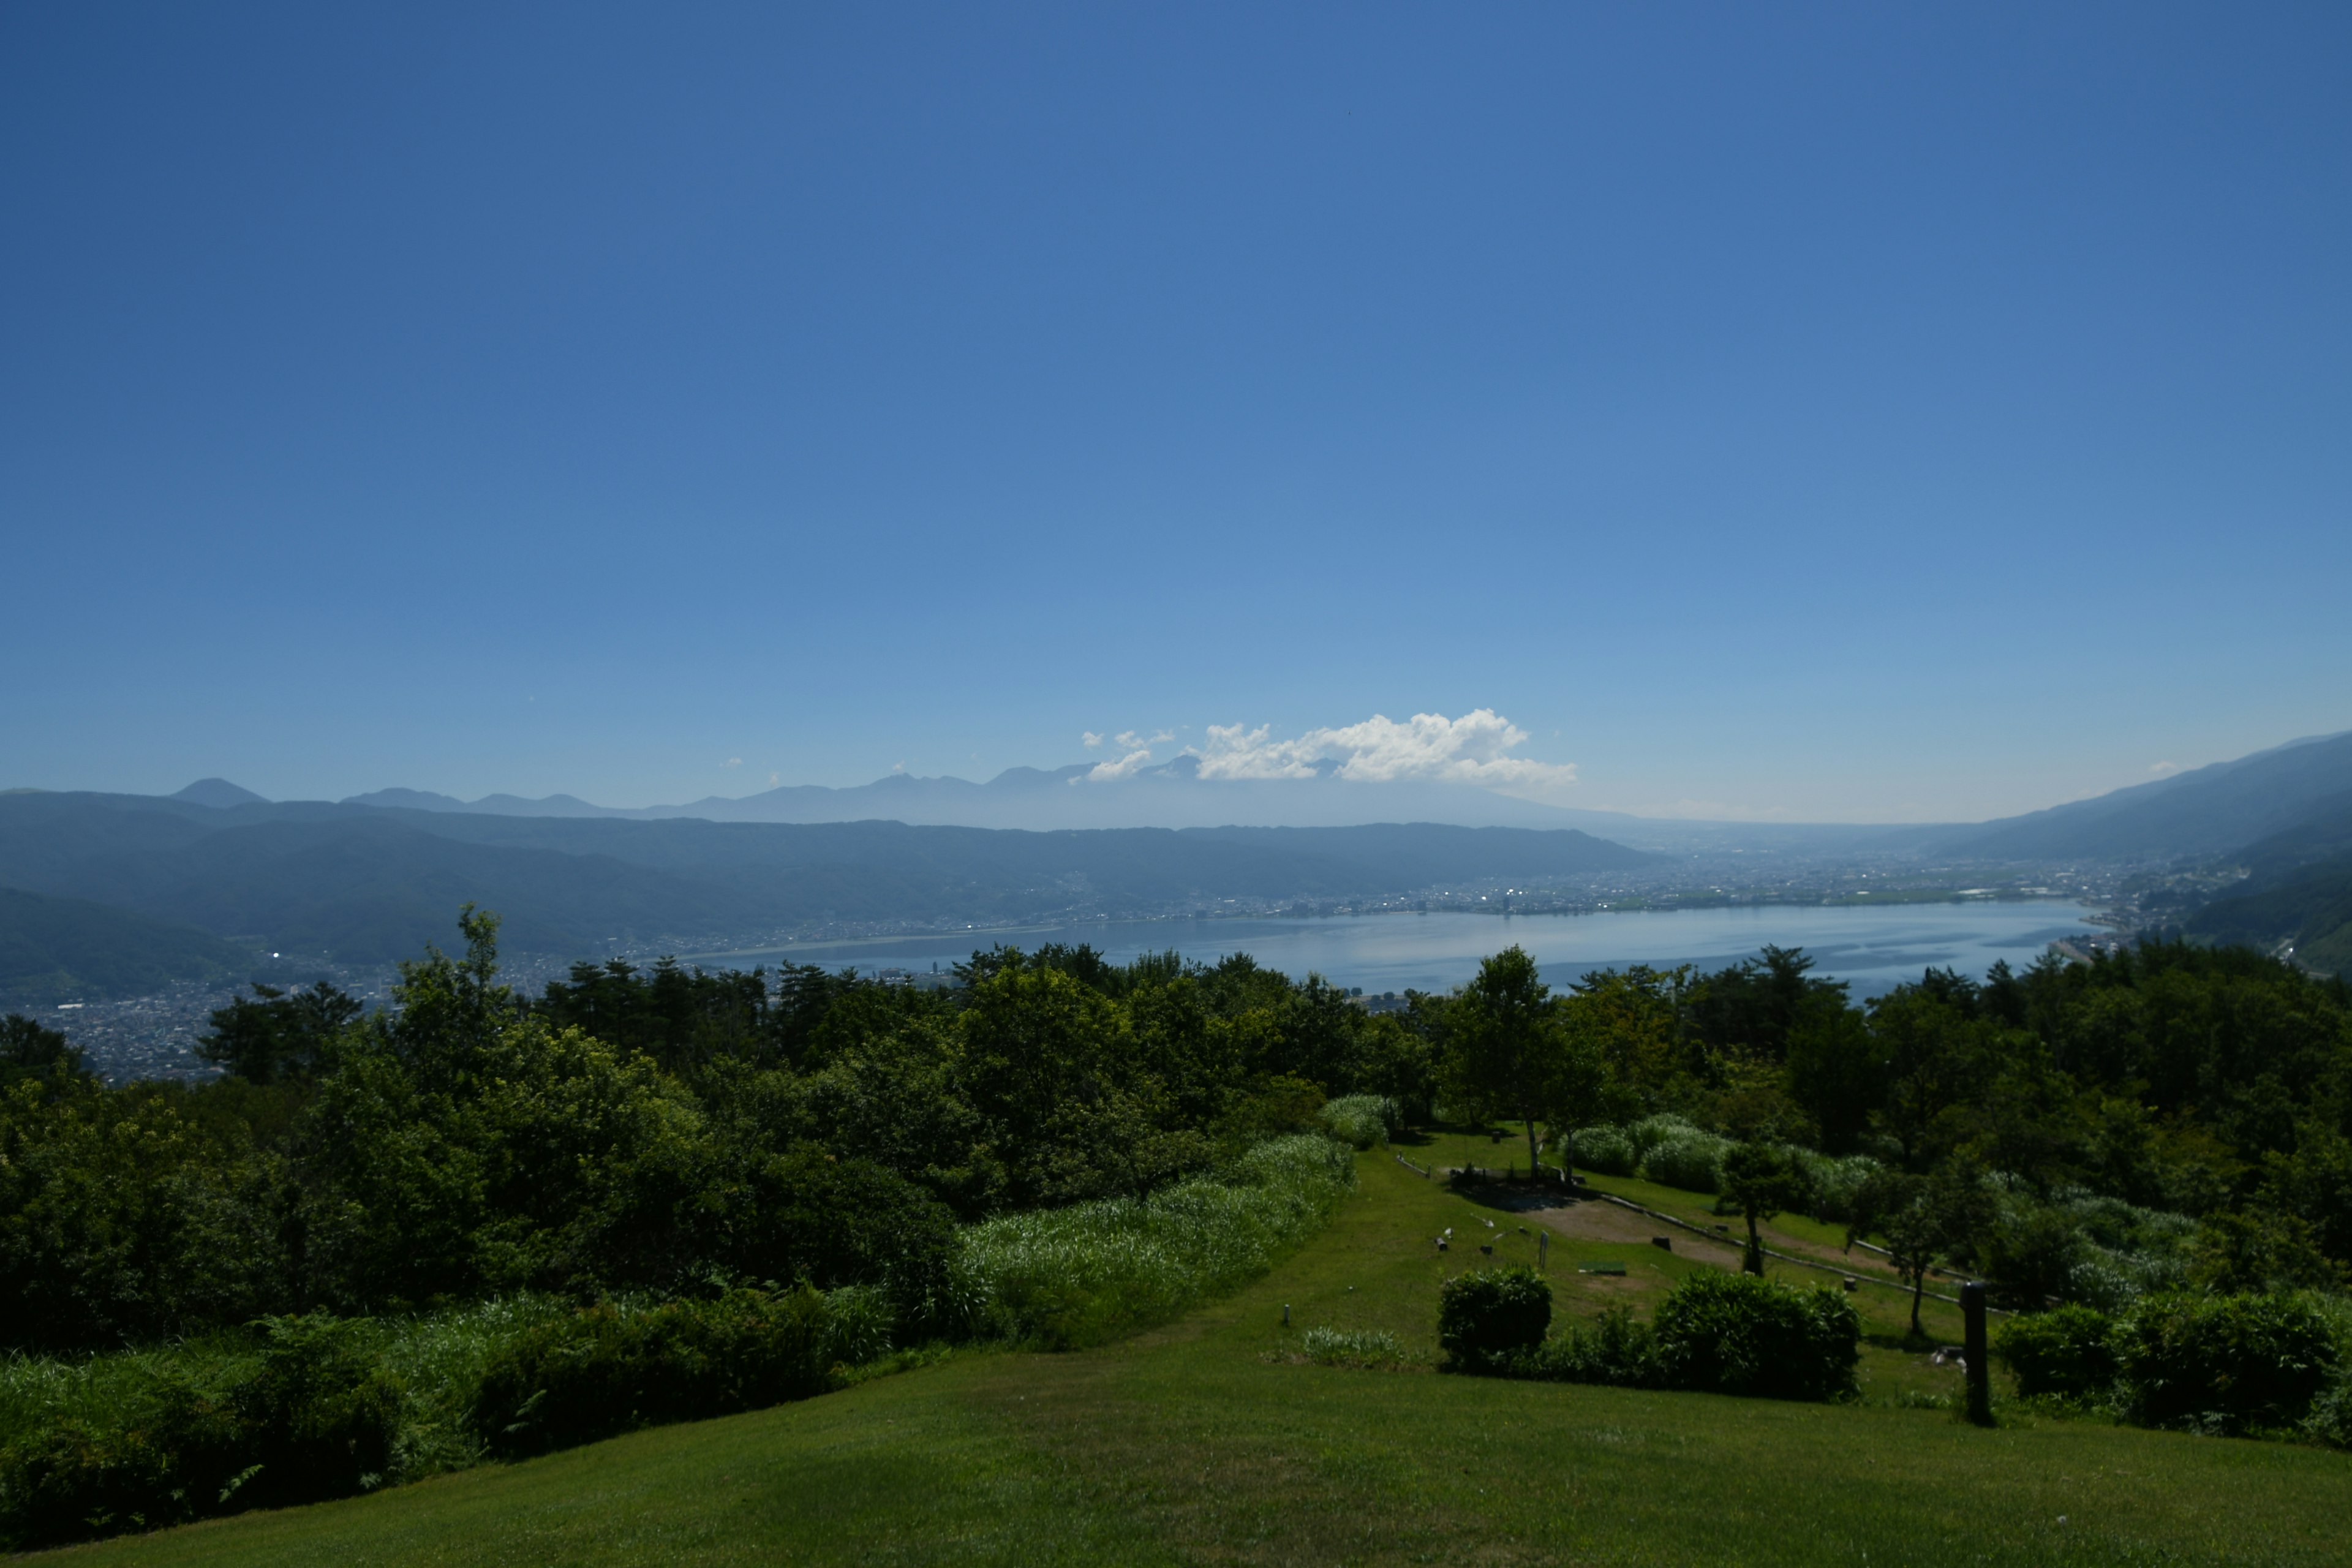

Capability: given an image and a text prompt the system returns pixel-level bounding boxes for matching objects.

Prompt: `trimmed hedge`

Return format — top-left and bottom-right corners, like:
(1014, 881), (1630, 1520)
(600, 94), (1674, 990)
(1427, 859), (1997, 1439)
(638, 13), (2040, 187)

(1438, 1268), (1552, 1368)
(2113, 1291), (2339, 1434)
(1995, 1303), (2119, 1401)
(1651, 1272), (1860, 1400)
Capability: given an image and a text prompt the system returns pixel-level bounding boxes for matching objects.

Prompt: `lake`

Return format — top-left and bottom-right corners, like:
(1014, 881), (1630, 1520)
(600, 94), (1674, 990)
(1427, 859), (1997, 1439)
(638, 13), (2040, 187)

(684, 899), (2101, 998)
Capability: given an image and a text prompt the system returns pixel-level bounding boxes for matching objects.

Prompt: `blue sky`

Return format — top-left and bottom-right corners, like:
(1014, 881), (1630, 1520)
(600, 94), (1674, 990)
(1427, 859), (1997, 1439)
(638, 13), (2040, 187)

(4, 2), (2348, 823)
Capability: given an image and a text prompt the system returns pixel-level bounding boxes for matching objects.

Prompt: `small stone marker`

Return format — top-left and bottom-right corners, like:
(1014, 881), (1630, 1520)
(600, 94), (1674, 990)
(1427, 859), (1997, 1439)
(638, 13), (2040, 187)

(1843, 1276), (1860, 1291)
(1578, 1261), (1627, 1276)
(1650, 1236), (1672, 1251)
(1479, 1243), (1493, 1255)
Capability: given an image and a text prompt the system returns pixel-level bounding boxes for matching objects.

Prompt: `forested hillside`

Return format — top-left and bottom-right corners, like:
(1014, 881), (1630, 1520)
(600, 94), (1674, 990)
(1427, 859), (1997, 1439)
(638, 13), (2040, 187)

(0, 886), (255, 1006)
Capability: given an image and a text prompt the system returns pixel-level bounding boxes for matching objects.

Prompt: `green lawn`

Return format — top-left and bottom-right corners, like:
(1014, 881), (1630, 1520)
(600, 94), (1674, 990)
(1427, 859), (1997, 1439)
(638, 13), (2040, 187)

(38, 1152), (2352, 1567)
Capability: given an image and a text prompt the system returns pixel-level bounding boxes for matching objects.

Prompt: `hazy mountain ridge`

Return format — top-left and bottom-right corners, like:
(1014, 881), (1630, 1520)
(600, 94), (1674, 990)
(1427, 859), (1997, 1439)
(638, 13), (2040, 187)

(0, 792), (1657, 970)
(1939, 731), (2352, 863)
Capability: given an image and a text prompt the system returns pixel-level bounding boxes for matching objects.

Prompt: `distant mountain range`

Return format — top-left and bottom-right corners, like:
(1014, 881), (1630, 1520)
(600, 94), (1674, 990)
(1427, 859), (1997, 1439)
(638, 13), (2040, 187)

(12, 726), (2352, 997)
(342, 756), (1659, 834)
(0, 790), (1657, 983)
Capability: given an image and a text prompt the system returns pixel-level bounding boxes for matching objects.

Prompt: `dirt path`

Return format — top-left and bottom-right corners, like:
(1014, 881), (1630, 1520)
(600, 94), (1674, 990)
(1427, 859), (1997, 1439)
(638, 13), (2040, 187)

(1472, 1188), (1747, 1271)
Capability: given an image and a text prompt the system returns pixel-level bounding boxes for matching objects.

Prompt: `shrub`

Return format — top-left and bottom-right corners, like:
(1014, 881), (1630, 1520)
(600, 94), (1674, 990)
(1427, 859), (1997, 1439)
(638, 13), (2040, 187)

(1642, 1131), (1730, 1194)
(2112, 1291), (2340, 1433)
(820, 1285), (896, 1370)
(963, 1135), (1354, 1349)
(1564, 1125), (1637, 1177)
(0, 1315), (402, 1551)
(1994, 1304), (2118, 1401)
(1319, 1095), (1398, 1150)
(1791, 1150), (1880, 1223)
(1507, 1306), (1659, 1387)
(472, 1287), (832, 1457)
(1650, 1272), (1860, 1401)
(1300, 1327), (1404, 1368)
(1438, 1267), (1551, 1370)
(1626, 1114), (1702, 1163)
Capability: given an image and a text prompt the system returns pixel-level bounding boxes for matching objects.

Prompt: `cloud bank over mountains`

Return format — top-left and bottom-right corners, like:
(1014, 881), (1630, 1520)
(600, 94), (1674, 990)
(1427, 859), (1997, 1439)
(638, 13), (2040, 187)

(1075, 709), (1577, 798)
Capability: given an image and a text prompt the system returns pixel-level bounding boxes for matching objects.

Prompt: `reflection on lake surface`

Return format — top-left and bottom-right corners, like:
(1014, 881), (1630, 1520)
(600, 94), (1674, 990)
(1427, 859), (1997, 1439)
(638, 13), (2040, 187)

(685, 900), (2100, 998)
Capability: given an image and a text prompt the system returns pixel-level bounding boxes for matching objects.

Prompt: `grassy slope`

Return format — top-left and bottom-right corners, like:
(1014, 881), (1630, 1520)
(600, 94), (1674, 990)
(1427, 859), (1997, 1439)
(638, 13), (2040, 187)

(42, 1152), (2352, 1567)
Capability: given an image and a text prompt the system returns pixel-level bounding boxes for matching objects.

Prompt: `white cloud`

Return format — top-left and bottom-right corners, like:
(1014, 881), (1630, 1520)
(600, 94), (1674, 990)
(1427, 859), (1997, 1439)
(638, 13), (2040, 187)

(1082, 731), (1105, 749)
(723, 757), (744, 768)
(1191, 709), (1577, 797)
(2149, 761), (2181, 777)
(769, 771), (780, 786)
(1085, 747), (1153, 782)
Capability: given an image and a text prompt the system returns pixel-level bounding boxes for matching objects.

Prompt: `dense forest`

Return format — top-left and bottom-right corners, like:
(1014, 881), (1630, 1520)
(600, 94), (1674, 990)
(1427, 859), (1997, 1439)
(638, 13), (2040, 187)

(7, 912), (2349, 1355)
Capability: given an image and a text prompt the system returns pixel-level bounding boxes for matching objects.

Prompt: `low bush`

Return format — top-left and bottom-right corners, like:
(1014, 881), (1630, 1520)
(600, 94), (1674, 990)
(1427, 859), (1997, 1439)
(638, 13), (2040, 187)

(473, 1287), (832, 1458)
(1790, 1150), (1881, 1223)
(0, 1315), (402, 1552)
(1642, 1131), (1730, 1194)
(1507, 1306), (1659, 1387)
(1564, 1125), (1637, 1176)
(2112, 1291), (2339, 1434)
(963, 1135), (1355, 1349)
(1300, 1327), (1405, 1368)
(1995, 1304), (2118, 1401)
(1650, 1272), (1860, 1401)
(1438, 1267), (1551, 1370)
(1319, 1095), (1399, 1150)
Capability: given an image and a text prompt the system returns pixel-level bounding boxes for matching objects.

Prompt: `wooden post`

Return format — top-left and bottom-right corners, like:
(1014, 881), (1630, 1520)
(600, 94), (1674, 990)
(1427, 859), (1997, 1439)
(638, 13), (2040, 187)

(1961, 1281), (1991, 1426)
(1538, 1232), (1548, 1272)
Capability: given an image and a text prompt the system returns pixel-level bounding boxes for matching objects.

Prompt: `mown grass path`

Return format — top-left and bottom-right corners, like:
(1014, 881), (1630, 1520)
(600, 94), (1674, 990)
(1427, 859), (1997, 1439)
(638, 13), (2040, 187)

(40, 1153), (2352, 1567)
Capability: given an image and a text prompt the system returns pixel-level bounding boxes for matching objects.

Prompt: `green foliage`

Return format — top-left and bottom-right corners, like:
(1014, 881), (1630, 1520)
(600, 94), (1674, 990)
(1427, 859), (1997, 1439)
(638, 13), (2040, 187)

(962, 1135), (1355, 1349)
(1721, 1141), (1811, 1273)
(1564, 1123), (1637, 1175)
(2112, 1291), (2341, 1433)
(472, 1288), (834, 1458)
(1441, 947), (1591, 1175)
(1300, 1327), (1405, 1368)
(198, 981), (362, 1084)
(1, 1014), (89, 1091)
(1506, 1305), (1660, 1387)
(1436, 1266), (1551, 1369)
(1641, 1127), (1730, 1193)
(0, 1315), (402, 1551)
(1649, 1272), (1861, 1401)
(1317, 1093), (1398, 1150)
(1995, 1304), (2119, 1401)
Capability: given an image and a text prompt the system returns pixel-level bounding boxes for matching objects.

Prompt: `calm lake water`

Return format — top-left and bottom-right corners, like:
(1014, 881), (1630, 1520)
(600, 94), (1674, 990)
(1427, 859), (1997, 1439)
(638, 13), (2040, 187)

(688, 900), (2100, 998)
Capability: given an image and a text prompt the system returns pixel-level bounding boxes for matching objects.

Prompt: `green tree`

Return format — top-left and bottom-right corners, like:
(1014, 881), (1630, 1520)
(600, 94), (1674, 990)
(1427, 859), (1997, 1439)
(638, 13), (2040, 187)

(200, 982), (362, 1084)
(1848, 1163), (1985, 1335)
(1442, 947), (1569, 1178)
(0, 1014), (89, 1092)
(1721, 1141), (1809, 1276)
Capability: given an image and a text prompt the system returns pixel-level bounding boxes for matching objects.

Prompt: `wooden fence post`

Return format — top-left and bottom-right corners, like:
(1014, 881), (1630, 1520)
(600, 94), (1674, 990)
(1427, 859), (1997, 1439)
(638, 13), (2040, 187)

(1962, 1281), (1992, 1426)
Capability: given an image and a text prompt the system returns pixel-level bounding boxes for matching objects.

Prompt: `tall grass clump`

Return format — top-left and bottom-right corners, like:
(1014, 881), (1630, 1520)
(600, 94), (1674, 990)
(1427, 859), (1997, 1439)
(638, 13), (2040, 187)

(1562, 1125), (1637, 1176)
(1319, 1094), (1399, 1149)
(1641, 1126), (1731, 1193)
(964, 1135), (1355, 1348)
(1790, 1150), (1880, 1223)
